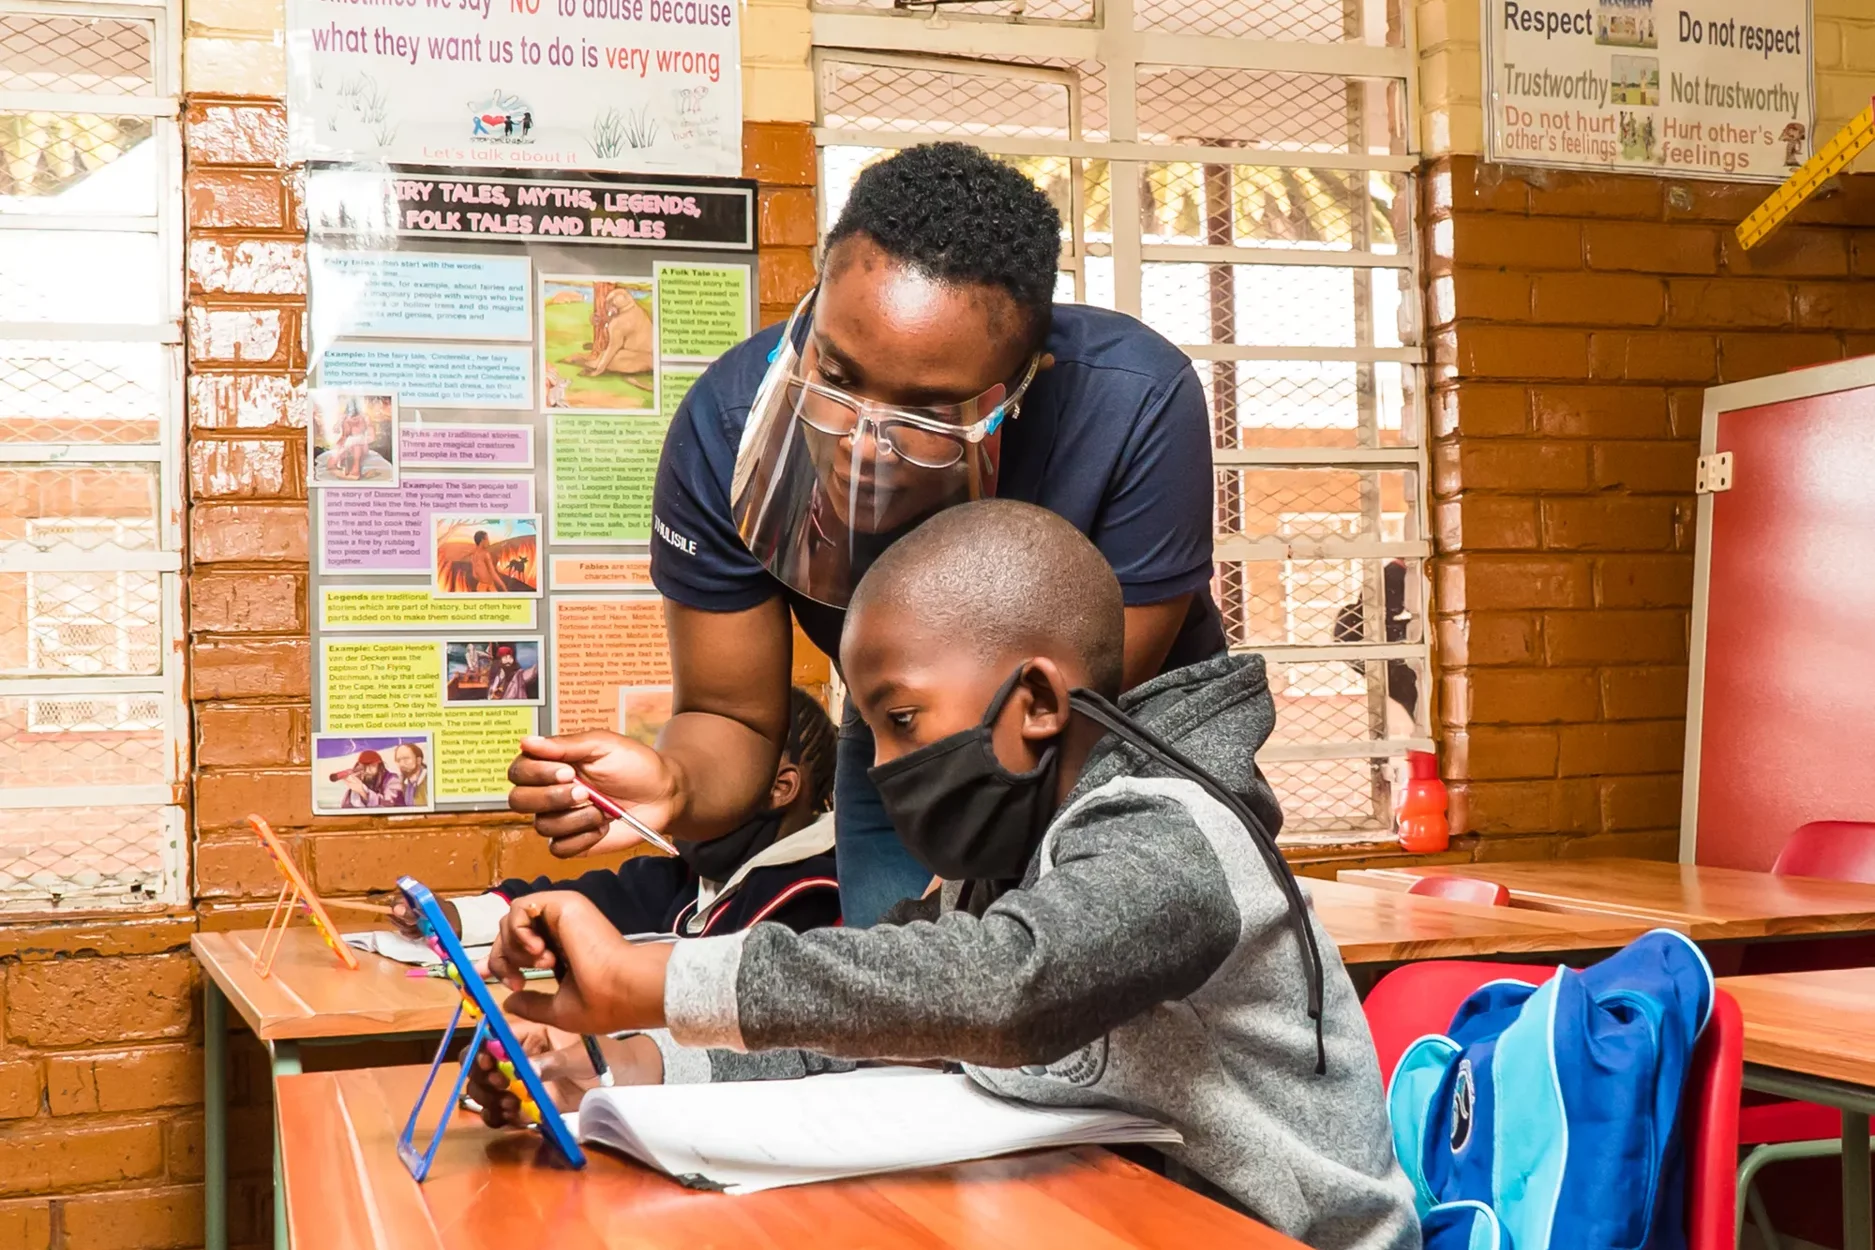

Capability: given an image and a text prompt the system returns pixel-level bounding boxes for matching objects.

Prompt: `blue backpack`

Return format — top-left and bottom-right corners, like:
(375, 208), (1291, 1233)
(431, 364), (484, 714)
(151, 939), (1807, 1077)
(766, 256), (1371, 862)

(1388, 929), (1715, 1250)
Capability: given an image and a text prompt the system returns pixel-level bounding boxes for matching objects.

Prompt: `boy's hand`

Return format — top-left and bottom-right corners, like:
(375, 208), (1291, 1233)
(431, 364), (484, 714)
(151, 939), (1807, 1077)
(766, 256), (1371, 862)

(388, 895), (460, 941)
(486, 892), (673, 1035)
(466, 1033), (663, 1128)
(507, 732), (680, 858)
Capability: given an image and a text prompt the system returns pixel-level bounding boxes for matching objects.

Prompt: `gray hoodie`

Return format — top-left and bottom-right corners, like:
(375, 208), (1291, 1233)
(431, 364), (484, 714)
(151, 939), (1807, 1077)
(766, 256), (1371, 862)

(650, 654), (1420, 1250)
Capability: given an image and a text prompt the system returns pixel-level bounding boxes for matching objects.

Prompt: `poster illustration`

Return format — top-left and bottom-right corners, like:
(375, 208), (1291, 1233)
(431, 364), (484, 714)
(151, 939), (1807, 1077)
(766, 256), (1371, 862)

(319, 474), (535, 575)
(312, 732), (434, 814)
(541, 275), (658, 414)
(284, 0), (741, 177)
(309, 389), (398, 488)
(431, 514), (542, 597)
(618, 685), (674, 746)
(444, 639), (543, 705)
(1485, 0), (1813, 180)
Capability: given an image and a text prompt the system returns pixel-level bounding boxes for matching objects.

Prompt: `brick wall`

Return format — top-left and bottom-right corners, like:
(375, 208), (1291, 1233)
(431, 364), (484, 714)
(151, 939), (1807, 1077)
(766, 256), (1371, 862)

(1426, 156), (1875, 861)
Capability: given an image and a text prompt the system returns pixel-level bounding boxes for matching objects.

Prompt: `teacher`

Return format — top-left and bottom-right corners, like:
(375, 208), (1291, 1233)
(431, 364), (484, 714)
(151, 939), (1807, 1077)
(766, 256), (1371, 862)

(507, 142), (1225, 927)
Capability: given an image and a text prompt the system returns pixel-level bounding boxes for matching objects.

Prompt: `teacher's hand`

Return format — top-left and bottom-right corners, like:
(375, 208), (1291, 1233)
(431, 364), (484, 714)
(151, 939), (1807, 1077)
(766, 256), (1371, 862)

(507, 730), (680, 857)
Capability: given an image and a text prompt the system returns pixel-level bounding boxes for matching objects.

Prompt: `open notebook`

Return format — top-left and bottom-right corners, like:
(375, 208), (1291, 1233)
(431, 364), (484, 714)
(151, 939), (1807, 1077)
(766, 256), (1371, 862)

(575, 1068), (1181, 1194)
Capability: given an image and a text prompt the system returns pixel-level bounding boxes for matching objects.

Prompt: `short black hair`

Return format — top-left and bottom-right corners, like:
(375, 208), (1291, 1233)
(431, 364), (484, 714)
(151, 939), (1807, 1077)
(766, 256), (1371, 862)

(784, 686), (837, 813)
(845, 500), (1124, 698)
(825, 142), (1060, 353)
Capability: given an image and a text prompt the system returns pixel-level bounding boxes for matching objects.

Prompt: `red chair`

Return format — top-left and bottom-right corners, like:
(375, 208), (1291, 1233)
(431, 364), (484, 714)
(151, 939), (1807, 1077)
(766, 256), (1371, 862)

(1406, 875), (1512, 908)
(1734, 821), (1875, 1248)
(1364, 960), (1742, 1250)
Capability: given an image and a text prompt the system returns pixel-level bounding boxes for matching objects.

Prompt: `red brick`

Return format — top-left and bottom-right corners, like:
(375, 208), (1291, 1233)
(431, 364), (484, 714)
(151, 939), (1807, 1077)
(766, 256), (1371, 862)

(495, 828), (647, 884)
(1559, 830), (1680, 860)
(0, 1061), (38, 1120)
(1455, 779), (1599, 835)
(1436, 613), (1539, 667)
(1595, 555), (1694, 608)
(1444, 668), (1600, 724)
(185, 170), (286, 229)
(1447, 214), (1581, 270)
(195, 768), (315, 832)
(1529, 385), (1672, 439)
(742, 121), (815, 185)
(190, 436), (301, 501)
(1527, 173), (1662, 219)
(60, 1185), (203, 1250)
(1854, 237), (1875, 278)
(1662, 178), (1774, 224)
(0, 1200), (52, 1250)
(1539, 497), (1678, 551)
(1591, 441), (1699, 493)
(1437, 555), (1594, 613)
(184, 101), (288, 166)
(758, 247), (818, 308)
(1453, 325), (1589, 378)
(1587, 331), (1718, 382)
(1542, 609), (1686, 664)
(1722, 227), (1850, 277)
(0, 1120), (165, 1197)
(190, 639), (311, 701)
(1583, 221), (1721, 275)
(1425, 157), (1532, 216)
(188, 238), (306, 297)
(310, 829), (495, 894)
(1717, 333), (1844, 383)
(189, 504), (308, 564)
(1443, 270), (1532, 322)
(1435, 440), (1589, 493)
(1531, 273), (1665, 326)
(758, 187), (818, 248)
(1433, 495), (1538, 553)
(1792, 282), (1875, 331)
(45, 1046), (201, 1115)
(189, 571), (303, 634)
(4, 955), (193, 1047)
(1445, 727), (1559, 780)
(194, 836), (293, 898)
(166, 1116), (203, 1182)
(1430, 385), (1528, 439)
(1600, 666), (1690, 720)
(1556, 720), (1685, 776)
(1667, 387), (1705, 438)
(186, 307), (291, 367)
(0, 916), (193, 962)
(1665, 278), (1792, 328)
(187, 373), (302, 431)
(195, 703), (311, 768)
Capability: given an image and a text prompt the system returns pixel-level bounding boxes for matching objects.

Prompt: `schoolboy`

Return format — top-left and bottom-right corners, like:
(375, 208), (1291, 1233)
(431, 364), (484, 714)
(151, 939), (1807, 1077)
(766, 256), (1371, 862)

(480, 501), (1418, 1250)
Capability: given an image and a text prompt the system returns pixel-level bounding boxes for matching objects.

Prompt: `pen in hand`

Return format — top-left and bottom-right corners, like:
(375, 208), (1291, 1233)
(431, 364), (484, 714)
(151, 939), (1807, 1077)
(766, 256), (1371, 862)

(572, 784), (678, 856)
(582, 1034), (615, 1087)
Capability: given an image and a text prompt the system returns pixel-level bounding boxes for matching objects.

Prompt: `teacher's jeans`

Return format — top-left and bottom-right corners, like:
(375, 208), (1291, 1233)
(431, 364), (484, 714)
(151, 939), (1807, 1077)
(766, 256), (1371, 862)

(833, 700), (933, 927)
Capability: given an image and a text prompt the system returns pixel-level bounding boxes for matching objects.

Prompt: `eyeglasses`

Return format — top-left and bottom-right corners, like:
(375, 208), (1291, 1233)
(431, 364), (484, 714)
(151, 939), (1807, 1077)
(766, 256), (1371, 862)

(776, 291), (1040, 470)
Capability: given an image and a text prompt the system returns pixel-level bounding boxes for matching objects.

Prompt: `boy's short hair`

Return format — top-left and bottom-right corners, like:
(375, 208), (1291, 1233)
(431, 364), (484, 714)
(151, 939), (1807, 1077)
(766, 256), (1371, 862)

(847, 500), (1126, 697)
(785, 687), (838, 813)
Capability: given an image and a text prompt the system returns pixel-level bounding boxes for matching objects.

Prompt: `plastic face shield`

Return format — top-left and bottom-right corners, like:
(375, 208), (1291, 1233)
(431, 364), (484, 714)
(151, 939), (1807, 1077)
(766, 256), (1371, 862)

(729, 289), (1037, 608)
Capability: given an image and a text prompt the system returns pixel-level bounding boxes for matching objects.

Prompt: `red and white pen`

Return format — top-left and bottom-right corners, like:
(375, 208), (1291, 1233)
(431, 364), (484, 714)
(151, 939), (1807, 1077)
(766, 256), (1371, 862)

(573, 784), (678, 856)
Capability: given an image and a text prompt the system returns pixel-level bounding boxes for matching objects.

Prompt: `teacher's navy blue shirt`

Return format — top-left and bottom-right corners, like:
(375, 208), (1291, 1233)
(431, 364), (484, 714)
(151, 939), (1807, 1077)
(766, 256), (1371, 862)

(649, 303), (1226, 673)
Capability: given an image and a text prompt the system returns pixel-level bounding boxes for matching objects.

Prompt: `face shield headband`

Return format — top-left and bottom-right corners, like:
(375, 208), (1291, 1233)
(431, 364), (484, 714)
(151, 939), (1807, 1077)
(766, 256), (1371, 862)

(729, 288), (1040, 608)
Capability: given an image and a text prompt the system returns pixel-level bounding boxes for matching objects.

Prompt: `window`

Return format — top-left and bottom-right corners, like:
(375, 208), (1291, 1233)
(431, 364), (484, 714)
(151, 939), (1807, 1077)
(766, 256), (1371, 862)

(0, 0), (186, 908)
(814, 0), (1429, 840)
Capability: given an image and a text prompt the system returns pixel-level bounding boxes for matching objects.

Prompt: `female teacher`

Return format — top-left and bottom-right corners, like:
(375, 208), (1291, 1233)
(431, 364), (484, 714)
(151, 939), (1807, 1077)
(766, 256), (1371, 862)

(507, 142), (1225, 927)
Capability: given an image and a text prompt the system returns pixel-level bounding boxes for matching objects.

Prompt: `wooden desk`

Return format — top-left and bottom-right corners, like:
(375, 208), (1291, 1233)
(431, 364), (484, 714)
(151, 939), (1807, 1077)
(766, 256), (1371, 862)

(193, 927), (461, 1250)
(1338, 858), (1875, 942)
(1308, 878), (1652, 965)
(278, 1064), (1309, 1250)
(1724, 970), (1875, 1250)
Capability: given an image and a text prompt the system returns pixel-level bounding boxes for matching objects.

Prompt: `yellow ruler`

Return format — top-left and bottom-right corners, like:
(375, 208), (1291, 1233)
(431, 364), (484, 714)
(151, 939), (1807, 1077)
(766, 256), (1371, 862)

(1737, 97), (1875, 249)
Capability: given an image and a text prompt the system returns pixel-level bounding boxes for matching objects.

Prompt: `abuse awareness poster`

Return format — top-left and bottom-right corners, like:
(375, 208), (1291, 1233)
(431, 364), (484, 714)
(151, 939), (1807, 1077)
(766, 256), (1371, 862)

(285, 0), (740, 176)
(1484, 0), (1814, 181)
(305, 165), (753, 810)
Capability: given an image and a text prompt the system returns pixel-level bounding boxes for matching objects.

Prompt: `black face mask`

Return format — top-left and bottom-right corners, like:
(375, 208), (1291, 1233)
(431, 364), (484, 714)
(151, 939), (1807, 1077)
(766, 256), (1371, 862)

(867, 668), (1060, 885)
(674, 808), (785, 881)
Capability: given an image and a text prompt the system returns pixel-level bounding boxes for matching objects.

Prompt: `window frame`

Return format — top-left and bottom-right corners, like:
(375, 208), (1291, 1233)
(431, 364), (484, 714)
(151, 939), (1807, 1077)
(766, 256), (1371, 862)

(0, 0), (187, 907)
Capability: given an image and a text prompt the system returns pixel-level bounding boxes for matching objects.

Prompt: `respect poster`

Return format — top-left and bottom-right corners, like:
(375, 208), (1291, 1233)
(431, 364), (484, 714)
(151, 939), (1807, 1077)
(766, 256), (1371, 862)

(285, 0), (741, 177)
(1484, 0), (1814, 181)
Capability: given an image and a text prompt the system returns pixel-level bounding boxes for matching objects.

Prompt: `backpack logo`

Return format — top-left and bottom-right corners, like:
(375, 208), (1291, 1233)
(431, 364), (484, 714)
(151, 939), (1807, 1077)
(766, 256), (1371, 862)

(1450, 1059), (1476, 1152)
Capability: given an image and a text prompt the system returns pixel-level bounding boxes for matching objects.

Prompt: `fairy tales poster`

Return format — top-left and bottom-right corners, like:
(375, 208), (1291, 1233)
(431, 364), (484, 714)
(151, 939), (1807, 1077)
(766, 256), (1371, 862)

(285, 0), (741, 177)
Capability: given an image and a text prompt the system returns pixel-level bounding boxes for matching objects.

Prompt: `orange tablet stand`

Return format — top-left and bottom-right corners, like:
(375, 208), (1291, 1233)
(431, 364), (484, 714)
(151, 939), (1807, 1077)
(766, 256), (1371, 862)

(249, 814), (359, 976)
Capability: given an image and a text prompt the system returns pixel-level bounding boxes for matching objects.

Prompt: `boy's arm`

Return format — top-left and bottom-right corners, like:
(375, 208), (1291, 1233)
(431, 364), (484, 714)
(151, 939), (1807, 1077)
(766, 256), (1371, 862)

(460, 861), (689, 945)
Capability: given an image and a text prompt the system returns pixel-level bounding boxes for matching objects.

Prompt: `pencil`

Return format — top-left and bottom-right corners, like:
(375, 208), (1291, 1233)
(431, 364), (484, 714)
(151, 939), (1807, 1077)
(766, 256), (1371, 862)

(577, 787), (679, 856)
(582, 1034), (615, 1087)
(327, 899), (396, 916)
(406, 965), (555, 982)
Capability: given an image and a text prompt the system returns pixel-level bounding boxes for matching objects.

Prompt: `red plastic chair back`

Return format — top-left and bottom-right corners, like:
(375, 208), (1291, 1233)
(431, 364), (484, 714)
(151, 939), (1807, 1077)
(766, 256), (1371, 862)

(1363, 961), (1741, 1250)
(1406, 875), (1512, 908)
(1772, 820), (1875, 884)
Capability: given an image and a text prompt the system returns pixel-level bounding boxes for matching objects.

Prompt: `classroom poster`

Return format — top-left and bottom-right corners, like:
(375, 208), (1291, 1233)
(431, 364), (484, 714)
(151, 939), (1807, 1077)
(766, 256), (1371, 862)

(549, 595), (672, 734)
(548, 413), (664, 541)
(1484, 0), (1814, 180)
(319, 586), (538, 630)
(283, 0), (741, 177)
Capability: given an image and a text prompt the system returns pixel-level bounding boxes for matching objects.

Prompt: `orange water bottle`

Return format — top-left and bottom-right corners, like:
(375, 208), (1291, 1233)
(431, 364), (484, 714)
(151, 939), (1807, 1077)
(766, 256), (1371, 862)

(1397, 750), (1449, 853)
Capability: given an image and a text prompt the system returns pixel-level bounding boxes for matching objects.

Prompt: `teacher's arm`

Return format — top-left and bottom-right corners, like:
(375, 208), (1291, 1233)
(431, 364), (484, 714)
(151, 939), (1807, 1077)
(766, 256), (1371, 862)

(1121, 597), (1194, 689)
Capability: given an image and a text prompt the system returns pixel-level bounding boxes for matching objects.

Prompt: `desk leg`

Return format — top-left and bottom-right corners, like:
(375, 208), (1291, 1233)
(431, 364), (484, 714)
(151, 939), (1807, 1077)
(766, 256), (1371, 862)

(1846, 1111), (1871, 1250)
(270, 1041), (301, 1250)
(204, 982), (227, 1250)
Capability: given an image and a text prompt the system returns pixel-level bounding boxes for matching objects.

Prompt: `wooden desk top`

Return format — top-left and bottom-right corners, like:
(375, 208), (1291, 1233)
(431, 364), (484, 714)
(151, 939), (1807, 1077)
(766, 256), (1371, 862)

(1337, 858), (1875, 942)
(278, 1064), (1307, 1250)
(1723, 969), (1875, 1088)
(1308, 878), (1651, 964)
(192, 927), (460, 1042)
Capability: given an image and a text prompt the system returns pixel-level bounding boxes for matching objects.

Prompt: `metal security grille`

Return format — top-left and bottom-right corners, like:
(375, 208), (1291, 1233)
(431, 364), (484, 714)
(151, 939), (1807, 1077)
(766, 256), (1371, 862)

(0, 0), (185, 909)
(815, 0), (1428, 840)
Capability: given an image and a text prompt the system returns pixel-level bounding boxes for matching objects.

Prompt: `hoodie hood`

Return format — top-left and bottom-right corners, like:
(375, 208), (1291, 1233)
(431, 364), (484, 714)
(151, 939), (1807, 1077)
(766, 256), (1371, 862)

(1068, 652), (1284, 839)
